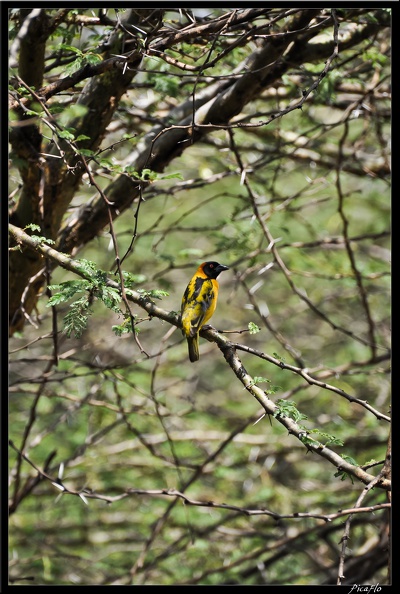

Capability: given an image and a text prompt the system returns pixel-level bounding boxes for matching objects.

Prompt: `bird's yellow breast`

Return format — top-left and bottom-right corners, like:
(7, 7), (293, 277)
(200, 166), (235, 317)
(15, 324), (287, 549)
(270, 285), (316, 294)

(181, 277), (217, 337)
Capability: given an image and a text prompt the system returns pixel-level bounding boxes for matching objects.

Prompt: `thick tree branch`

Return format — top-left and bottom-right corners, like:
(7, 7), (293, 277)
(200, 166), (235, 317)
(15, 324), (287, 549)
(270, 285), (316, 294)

(57, 9), (388, 257)
(8, 8), (390, 336)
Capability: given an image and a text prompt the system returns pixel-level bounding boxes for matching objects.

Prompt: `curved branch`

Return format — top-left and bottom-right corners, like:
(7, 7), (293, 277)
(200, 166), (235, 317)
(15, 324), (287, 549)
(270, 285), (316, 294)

(9, 223), (391, 492)
(8, 438), (391, 519)
(57, 9), (387, 256)
(9, 9), (388, 333)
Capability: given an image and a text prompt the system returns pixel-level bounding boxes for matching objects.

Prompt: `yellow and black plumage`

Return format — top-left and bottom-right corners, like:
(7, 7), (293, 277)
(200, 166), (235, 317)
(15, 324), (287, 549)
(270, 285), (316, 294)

(181, 261), (229, 362)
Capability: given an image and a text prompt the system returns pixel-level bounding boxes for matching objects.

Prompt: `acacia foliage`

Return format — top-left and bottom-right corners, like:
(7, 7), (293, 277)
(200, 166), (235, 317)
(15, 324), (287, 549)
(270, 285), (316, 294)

(8, 8), (390, 586)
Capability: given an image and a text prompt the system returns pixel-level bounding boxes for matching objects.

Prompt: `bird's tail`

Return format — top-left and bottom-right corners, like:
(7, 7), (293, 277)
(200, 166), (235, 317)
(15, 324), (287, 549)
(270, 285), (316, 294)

(187, 335), (199, 362)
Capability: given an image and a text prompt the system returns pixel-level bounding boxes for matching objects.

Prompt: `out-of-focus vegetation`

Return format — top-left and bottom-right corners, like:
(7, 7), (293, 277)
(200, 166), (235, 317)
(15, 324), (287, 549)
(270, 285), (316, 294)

(8, 8), (390, 586)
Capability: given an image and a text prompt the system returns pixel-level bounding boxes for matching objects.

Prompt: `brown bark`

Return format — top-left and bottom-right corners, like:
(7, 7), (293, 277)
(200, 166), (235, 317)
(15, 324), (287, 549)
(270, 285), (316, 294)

(9, 10), (143, 333)
(8, 8), (390, 335)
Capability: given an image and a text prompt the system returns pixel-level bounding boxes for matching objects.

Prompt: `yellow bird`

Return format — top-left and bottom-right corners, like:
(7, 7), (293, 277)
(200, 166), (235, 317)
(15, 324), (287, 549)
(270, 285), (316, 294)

(181, 261), (229, 362)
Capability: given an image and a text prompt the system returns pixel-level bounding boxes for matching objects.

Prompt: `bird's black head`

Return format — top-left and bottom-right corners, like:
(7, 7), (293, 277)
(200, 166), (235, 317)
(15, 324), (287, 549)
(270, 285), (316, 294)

(201, 261), (229, 279)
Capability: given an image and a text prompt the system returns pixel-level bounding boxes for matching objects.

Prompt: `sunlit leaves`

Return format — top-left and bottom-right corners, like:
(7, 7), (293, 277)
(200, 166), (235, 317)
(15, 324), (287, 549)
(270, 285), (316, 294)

(248, 322), (260, 334)
(62, 295), (92, 338)
(47, 261), (123, 337)
(59, 44), (103, 76)
(273, 399), (308, 423)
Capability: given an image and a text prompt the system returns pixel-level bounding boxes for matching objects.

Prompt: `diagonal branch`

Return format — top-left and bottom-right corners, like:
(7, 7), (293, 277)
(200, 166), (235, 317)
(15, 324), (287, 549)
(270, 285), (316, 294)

(9, 223), (391, 492)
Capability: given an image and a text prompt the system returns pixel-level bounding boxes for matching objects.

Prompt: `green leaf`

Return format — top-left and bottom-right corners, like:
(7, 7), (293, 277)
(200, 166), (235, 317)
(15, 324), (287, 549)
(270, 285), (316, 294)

(74, 258), (101, 277)
(79, 149), (96, 157)
(75, 134), (91, 142)
(112, 324), (129, 337)
(47, 280), (92, 306)
(248, 322), (260, 334)
(64, 57), (84, 76)
(274, 400), (308, 423)
(334, 455), (359, 483)
(122, 167), (183, 183)
(24, 223), (41, 232)
(112, 318), (133, 336)
(59, 44), (82, 54)
(265, 385), (281, 395)
(84, 53), (103, 66)
(253, 376), (271, 385)
(298, 433), (317, 447)
(141, 168), (158, 182)
(25, 109), (42, 117)
(137, 288), (169, 300)
(121, 271), (147, 286)
(48, 105), (65, 115)
(30, 235), (56, 246)
(47, 292), (70, 306)
(63, 297), (92, 338)
(58, 129), (76, 141)
(307, 429), (344, 447)
(364, 458), (378, 467)
(98, 286), (122, 312)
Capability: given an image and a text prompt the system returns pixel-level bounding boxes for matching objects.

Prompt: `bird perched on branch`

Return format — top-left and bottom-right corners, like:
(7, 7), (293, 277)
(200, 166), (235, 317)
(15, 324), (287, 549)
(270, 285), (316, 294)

(181, 261), (229, 362)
